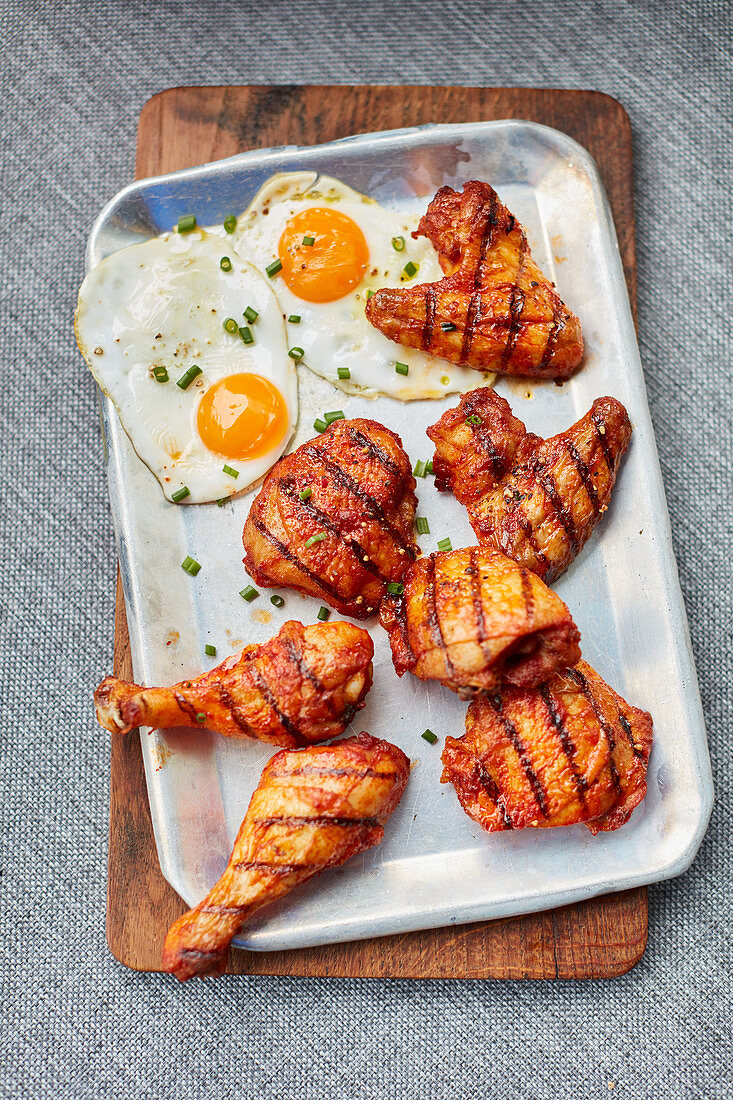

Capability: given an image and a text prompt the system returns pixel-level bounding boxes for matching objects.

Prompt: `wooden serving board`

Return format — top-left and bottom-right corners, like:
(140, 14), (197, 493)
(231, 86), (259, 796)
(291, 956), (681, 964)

(107, 85), (647, 979)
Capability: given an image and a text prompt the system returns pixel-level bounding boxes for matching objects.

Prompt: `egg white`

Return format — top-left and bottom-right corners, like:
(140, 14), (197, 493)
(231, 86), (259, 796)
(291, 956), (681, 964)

(233, 172), (490, 401)
(75, 229), (297, 503)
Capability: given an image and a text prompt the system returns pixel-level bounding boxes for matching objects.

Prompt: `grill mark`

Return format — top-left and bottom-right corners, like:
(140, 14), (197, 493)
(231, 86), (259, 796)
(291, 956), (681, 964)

(460, 191), (498, 362)
(487, 693), (549, 817)
(280, 631), (324, 694)
(231, 860), (308, 875)
(200, 901), (252, 915)
(591, 412), (614, 470)
(423, 284), (437, 349)
(393, 598), (416, 671)
(280, 477), (386, 581)
(216, 683), (257, 738)
(268, 764), (396, 780)
(179, 947), (220, 960)
(253, 815), (380, 829)
(538, 289), (564, 370)
(348, 427), (402, 481)
(467, 547), (491, 662)
(565, 668), (622, 794)
(520, 567), (535, 624)
(174, 692), (202, 724)
(463, 391), (508, 480)
(536, 461), (580, 556)
(475, 759), (514, 829)
(565, 438), (601, 514)
(539, 684), (588, 808)
(252, 517), (344, 601)
(248, 666), (307, 746)
(423, 554), (455, 675)
(508, 506), (550, 573)
(500, 233), (528, 368)
(619, 712), (644, 759)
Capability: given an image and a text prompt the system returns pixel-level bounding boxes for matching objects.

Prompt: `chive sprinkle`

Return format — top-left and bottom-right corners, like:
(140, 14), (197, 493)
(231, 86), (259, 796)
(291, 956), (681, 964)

(216, 498), (228, 507)
(288, 346), (305, 360)
(386, 581), (404, 595)
(305, 531), (326, 549)
(317, 606), (331, 621)
(196, 713), (207, 724)
(176, 364), (202, 390)
(415, 516), (430, 535)
(223, 214), (237, 234)
(365, 289), (375, 299)
(437, 537), (452, 552)
(395, 362), (409, 376)
(152, 365), (169, 383)
(413, 459), (426, 478)
(223, 317), (239, 334)
(337, 367), (351, 380)
(239, 325), (254, 344)
(422, 729), (438, 745)
(466, 414), (482, 426)
(391, 235), (406, 251)
(220, 256), (232, 272)
(302, 235), (315, 246)
(288, 314), (301, 323)
(181, 555), (201, 576)
(266, 258), (283, 277)
(441, 321), (457, 332)
(270, 594), (285, 608)
(313, 418), (327, 433)
(243, 306), (259, 323)
(324, 410), (345, 424)
(171, 486), (190, 503)
(403, 260), (418, 278)
(299, 487), (312, 502)
(177, 214), (197, 233)
(425, 459), (434, 475)
(205, 643), (217, 657)
(222, 464), (239, 479)
(240, 585), (258, 601)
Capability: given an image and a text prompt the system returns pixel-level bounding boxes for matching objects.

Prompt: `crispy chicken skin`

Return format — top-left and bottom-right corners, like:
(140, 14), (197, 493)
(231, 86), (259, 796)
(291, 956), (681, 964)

(242, 417), (418, 619)
(379, 547), (581, 696)
(366, 181), (583, 378)
(94, 620), (373, 748)
(441, 660), (652, 834)
(162, 732), (410, 980)
(427, 390), (632, 583)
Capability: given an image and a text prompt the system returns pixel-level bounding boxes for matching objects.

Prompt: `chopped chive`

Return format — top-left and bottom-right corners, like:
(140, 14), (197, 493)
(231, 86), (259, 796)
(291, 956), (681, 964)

(437, 537), (452, 552)
(243, 306), (259, 324)
(302, 235), (315, 246)
(223, 317), (239, 334)
(216, 497), (228, 507)
(413, 459), (426, 478)
(222, 464), (239, 479)
(239, 326), (254, 344)
(365, 289), (375, 299)
(288, 314), (301, 323)
(422, 729), (438, 745)
(386, 581), (404, 596)
(266, 258), (283, 277)
(299, 487), (312, 502)
(181, 555), (201, 576)
(152, 365), (169, 383)
(220, 256), (232, 272)
(223, 214), (237, 234)
(465, 414), (482, 426)
(441, 321), (457, 332)
(403, 260), (418, 278)
(415, 516), (430, 535)
(176, 364), (202, 390)
(317, 606), (331, 621)
(324, 410), (345, 424)
(337, 367), (351, 380)
(204, 643), (217, 657)
(171, 486), (190, 503)
(425, 459), (434, 475)
(288, 346), (305, 360)
(391, 235), (405, 252)
(313, 418), (327, 433)
(305, 531), (327, 549)
(395, 362), (409, 376)
(270, 594), (285, 608)
(177, 214), (197, 233)
(240, 585), (258, 601)
(196, 713), (207, 724)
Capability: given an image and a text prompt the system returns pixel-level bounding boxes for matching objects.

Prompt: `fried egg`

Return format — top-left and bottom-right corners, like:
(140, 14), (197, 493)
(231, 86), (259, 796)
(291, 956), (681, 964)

(233, 173), (486, 400)
(75, 229), (297, 504)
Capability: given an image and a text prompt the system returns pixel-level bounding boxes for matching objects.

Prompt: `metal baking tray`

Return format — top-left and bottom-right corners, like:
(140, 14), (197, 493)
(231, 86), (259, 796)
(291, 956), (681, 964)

(87, 120), (713, 951)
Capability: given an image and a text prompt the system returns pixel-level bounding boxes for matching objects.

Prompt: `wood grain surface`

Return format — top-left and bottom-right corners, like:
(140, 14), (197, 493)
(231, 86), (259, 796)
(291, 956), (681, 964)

(107, 85), (647, 979)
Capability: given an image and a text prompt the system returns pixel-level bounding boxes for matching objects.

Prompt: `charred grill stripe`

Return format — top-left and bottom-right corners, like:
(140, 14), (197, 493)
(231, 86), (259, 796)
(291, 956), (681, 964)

(537, 464), (580, 556)
(348, 427), (402, 481)
(280, 631), (325, 694)
(591, 412), (614, 470)
(475, 759), (514, 828)
(280, 477), (386, 580)
(460, 191), (498, 362)
(539, 684), (588, 806)
(509, 509), (550, 573)
(200, 902), (252, 915)
(500, 234), (529, 368)
(459, 291), (483, 364)
(565, 668), (623, 794)
(565, 438), (601, 514)
(423, 284), (437, 349)
(520, 566), (535, 625)
(463, 392), (509, 480)
(231, 860), (308, 874)
(618, 712), (644, 759)
(269, 764), (398, 780)
(248, 667), (307, 746)
(487, 693), (549, 817)
(174, 692), (203, 724)
(468, 547), (492, 663)
(252, 517), (344, 601)
(424, 554), (455, 675)
(253, 815), (380, 829)
(216, 683), (257, 738)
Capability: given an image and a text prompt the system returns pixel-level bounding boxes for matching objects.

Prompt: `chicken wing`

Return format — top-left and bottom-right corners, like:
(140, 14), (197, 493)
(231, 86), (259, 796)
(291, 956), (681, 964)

(366, 181), (583, 379)
(162, 732), (410, 980)
(242, 417), (418, 619)
(94, 619), (373, 748)
(441, 660), (652, 834)
(427, 390), (632, 583)
(379, 546), (581, 696)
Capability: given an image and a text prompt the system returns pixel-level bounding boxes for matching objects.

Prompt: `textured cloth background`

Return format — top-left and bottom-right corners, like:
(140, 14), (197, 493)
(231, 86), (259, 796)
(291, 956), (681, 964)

(2, 0), (732, 1097)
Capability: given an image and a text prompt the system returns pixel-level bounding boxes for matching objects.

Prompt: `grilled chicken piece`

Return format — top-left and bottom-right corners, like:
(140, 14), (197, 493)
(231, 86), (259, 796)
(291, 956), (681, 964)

(441, 660), (652, 834)
(380, 546), (580, 696)
(366, 181), (583, 379)
(242, 417), (418, 619)
(427, 390), (632, 583)
(94, 620), (373, 748)
(162, 732), (410, 980)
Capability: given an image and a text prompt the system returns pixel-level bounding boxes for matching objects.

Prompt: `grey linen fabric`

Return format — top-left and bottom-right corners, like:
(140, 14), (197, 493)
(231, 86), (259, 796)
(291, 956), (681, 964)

(2, 0), (732, 1096)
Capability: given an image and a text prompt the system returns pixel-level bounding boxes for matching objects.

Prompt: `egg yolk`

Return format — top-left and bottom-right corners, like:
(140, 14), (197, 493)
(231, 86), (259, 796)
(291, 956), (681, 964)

(277, 207), (369, 302)
(197, 373), (288, 460)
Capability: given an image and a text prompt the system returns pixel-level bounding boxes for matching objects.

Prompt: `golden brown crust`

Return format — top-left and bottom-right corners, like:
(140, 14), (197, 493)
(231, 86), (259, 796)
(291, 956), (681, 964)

(365, 181), (583, 379)
(428, 391), (632, 583)
(162, 732), (410, 980)
(241, 418), (419, 619)
(93, 619), (374, 747)
(441, 660), (652, 833)
(379, 546), (581, 696)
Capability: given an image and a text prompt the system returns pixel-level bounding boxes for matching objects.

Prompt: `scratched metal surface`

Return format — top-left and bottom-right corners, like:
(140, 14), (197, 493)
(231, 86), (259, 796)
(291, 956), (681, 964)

(87, 120), (712, 950)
